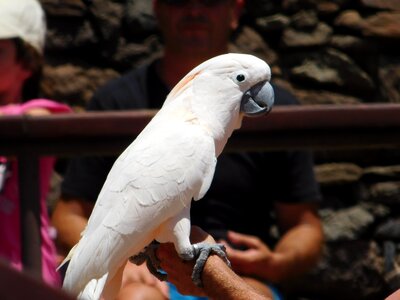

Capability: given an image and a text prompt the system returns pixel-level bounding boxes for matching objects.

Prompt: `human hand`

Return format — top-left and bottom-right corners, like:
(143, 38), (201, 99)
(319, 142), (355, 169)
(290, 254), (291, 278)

(220, 231), (276, 278)
(121, 261), (169, 298)
(156, 226), (215, 296)
(24, 107), (51, 116)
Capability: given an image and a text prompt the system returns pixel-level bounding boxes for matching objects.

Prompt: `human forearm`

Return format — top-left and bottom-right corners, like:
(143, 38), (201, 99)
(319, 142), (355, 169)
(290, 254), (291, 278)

(256, 203), (325, 283)
(203, 255), (270, 300)
(51, 197), (93, 256)
(265, 223), (324, 282)
(157, 227), (271, 300)
(53, 214), (86, 255)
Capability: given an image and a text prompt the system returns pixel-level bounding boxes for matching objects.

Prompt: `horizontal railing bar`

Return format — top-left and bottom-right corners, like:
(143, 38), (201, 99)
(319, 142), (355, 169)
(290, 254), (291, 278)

(2, 104), (400, 155)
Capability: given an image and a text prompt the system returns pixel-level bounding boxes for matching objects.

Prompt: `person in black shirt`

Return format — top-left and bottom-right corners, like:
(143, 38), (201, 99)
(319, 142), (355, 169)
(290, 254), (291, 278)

(52, 1), (323, 299)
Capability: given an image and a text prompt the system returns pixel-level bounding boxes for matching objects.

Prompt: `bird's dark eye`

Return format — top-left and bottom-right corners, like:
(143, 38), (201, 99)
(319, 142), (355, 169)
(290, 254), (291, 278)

(236, 74), (246, 82)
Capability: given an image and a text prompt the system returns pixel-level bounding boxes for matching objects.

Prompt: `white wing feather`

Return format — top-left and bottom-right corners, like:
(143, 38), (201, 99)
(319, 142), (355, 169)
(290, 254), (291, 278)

(63, 116), (216, 296)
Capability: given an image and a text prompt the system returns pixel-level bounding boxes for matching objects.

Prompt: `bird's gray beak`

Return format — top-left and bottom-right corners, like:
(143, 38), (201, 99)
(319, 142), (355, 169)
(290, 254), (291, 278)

(240, 81), (274, 116)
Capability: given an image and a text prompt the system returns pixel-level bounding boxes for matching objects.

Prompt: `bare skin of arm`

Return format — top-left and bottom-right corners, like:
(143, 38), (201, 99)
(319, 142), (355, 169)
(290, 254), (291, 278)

(271, 202), (324, 281)
(222, 203), (324, 283)
(386, 289), (400, 300)
(157, 226), (271, 300)
(51, 197), (94, 259)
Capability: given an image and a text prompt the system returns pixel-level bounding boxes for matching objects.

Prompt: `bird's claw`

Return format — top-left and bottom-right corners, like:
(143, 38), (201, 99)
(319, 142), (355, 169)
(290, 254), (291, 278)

(191, 242), (231, 287)
(129, 241), (168, 282)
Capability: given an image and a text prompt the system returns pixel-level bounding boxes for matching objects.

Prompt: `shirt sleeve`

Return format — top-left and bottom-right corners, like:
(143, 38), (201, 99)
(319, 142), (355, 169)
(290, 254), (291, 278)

(271, 150), (322, 204)
(266, 150), (322, 203)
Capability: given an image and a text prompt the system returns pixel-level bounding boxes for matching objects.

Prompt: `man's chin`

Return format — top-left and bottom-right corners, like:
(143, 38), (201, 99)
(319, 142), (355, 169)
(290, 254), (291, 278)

(180, 44), (213, 57)
(179, 36), (210, 50)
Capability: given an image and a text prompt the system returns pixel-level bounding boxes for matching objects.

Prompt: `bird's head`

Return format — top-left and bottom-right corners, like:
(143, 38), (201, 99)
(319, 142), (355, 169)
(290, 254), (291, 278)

(164, 53), (274, 153)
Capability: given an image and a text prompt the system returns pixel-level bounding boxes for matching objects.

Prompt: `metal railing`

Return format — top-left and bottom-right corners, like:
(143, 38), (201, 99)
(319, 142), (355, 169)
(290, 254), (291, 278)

(2, 103), (400, 280)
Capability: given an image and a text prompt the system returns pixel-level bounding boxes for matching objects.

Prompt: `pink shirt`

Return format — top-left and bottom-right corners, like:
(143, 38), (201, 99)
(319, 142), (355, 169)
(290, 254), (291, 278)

(0, 99), (71, 287)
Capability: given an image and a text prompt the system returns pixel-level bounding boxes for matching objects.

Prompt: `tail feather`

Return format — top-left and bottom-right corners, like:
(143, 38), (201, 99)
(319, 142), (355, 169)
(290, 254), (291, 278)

(78, 273), (108, 300)
(57, 244), (78, 271)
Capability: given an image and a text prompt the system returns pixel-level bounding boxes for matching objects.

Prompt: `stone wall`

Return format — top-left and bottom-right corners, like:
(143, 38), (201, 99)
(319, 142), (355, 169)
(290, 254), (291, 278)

(38, 1), (400, 299)
(40, 0), (400, 108)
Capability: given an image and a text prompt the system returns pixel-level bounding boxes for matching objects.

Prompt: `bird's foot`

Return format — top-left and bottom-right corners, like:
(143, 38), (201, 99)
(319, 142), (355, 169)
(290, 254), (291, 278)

(191, 242), (231, 287)
(129, 241), (168, 282)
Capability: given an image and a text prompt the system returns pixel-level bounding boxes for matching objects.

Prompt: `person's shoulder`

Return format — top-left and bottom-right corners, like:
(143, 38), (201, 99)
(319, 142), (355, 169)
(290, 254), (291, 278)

(271, 83), (299, 106)
(97, 63), (149, 96)
(89, 63), (152, 110)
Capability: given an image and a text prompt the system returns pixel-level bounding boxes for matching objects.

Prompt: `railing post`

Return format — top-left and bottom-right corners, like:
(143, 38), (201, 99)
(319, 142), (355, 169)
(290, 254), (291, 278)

(18, 155), (42, 280)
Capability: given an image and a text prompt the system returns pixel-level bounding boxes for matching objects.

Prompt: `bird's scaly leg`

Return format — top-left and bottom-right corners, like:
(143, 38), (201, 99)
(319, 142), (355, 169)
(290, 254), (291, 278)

(191, 242), (231, 287)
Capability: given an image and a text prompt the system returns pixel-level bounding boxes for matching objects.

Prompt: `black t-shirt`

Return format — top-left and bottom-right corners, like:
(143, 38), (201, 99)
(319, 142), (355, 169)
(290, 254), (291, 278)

(62, 59), (321, 246)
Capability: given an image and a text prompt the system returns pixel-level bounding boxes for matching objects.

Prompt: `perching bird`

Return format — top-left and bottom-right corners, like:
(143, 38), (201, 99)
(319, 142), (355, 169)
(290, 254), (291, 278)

(61, 53), (274, 300)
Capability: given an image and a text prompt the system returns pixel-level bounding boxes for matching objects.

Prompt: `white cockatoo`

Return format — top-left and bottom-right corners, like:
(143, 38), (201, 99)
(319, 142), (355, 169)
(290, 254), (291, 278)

(61, 53), (274, 300)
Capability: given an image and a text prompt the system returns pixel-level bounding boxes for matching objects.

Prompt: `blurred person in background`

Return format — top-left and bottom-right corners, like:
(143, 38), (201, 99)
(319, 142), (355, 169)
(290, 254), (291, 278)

(52, 0), (323, 299)
(0, 0), (71, 287)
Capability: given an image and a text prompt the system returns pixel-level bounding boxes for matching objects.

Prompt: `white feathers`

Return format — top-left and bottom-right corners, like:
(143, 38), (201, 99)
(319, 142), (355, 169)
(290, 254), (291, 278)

(61, 53), (273, 300)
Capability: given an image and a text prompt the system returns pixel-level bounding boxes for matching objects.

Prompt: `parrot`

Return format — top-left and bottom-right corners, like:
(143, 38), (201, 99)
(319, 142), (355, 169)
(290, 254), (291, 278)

(60, 53), (275, 300)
